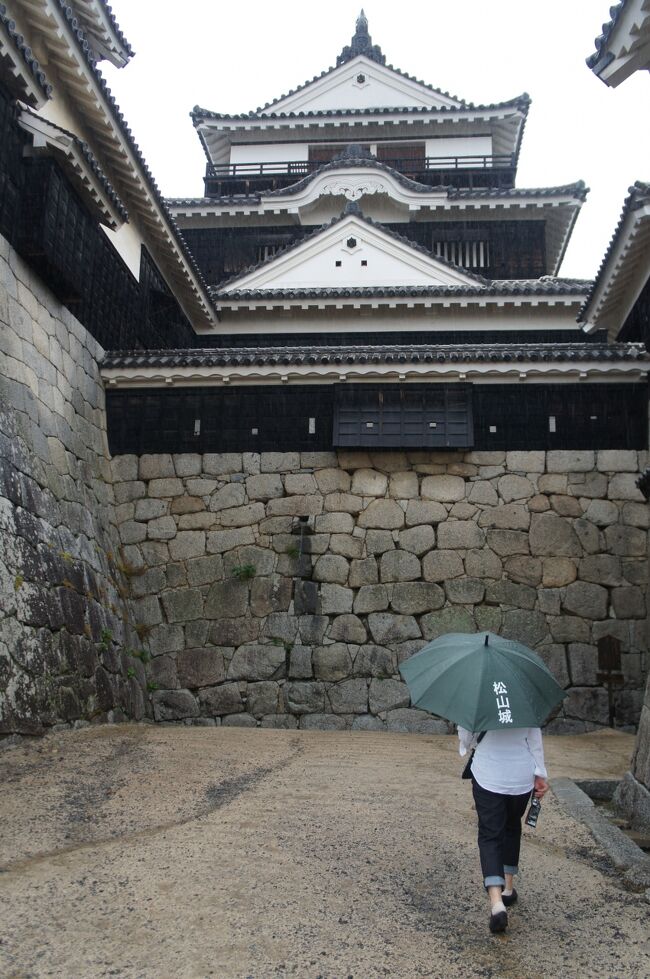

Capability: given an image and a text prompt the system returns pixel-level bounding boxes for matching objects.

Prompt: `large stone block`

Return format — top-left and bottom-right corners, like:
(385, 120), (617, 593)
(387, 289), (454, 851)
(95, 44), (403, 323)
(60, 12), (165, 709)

(177, 647), (227, 688)
(168, 531), (206, 562)
(567, 472), (607, 500)
(398, 525), (435, 555)
(284, 681), (325, 714)
(173, 454), (202, 477)
(320, 584), (354, 614)
(329, 534), (364, 559)
(465, 548), (503, 579)
(298, 615), (329, 644)
(250, 575), (293, 616)
(501, 609), (548, 646)
(367, 613), (421, 644)
(436, 520), (485, 550)
(218, 503), (266, 526)
(260, 452), (300, 472)
(549, 495), (582, 517)
(247, 681), (282, 717)
(204, 578), (249, 618)
(484, 579), (535, 609)
(478, 504), (530, 531)
(351, 469), (388, 497)
(421, 474), (466, 502)
(611, 586), (646, 619)
(567, 644), (598, 685)
(203, 453), (242, 475)
(314, 512), (354, 534)
(354, 644), (396, 677)
(404, 500), (447, 526)
(537, 643), (569, 687)
(313, 554), (350, 585)
(422, 550), (464, 581)
(227, 644), (286, 681)
(327, 678), (368, 714)
(152, 689), (198, 721)
(597, 450), (639, 473)
(420, 606), (475, 640)
(608, 473), (644, 501)
(314, 468), (351, 494)
(537, 474), (567, 495)
(348, 557), (379, 588)
(505, 451), (545, 473)
(357, 499), (405, 529)
(148, 477), (184, 498)
(198, 682), (244, 716)
(446, 578), (485, 605)
(548, 615), (591, 643)
(135, 498), (170, 521)
(546, 450), (594, 473)
(385, 708), (448, 734)
(497, 474), (535, 502)
(209, 617), (260, 646)
(621, 502), (650, 529)
(578, 554), (623, 587)
(284, 473), (318, 496)
(313, 643), (353, 681)
(206, 527), (255, 553)
(468, 480), (499, 505)
(289, 645), (312, 679)
(389, 471), (419, 499)
(329, 614), (367, 644)
(486, 530), (530, 557)
(139, 454), (175, 480)
(541, 557), (577, 588)
(390, 581), (445, 615)
(529, 513), (581, 556)
(244, 474), (284, 501)
(353, 584), (390, 614)
(369, 678), (410, 713)
(380, 550), (421, 583)
(300, 713), (349, 731)
(582, 499), (619, 526)
(604, 524), (647, 556)
(504, 555), (542, 586)
(160, 588), (203, 622)
(564, 687), (609, 724)
(186, 554), (225, 587)
(562, 581), (608, 620)
(323, 492), (363, 514)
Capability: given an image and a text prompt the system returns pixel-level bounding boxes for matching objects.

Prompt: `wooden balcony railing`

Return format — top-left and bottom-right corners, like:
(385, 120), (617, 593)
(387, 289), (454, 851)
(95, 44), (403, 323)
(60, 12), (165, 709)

(204, 154), (516, 196)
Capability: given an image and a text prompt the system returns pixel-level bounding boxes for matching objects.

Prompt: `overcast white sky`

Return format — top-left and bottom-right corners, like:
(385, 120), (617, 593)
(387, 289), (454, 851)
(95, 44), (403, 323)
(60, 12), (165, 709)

(102, 0), (650, 281)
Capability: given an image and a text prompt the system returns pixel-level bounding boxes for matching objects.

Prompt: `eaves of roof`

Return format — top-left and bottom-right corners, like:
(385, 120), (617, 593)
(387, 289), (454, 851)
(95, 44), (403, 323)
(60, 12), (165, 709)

(166, 179), (588, 211)
(0, 2), (53, 100)
(191, 94), (531, 125)
(579, 180), (650, 320)
(211, 280), (591, 303)
(19, 104), (129, 222)
(102, 341), (649, 372)
(92, 0), (134, 58)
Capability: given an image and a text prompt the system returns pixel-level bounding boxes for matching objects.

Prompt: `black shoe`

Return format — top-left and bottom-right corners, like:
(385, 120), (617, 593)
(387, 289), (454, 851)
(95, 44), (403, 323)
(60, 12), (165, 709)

(489, 910), (508, 934)
(502, 889), (518, 908)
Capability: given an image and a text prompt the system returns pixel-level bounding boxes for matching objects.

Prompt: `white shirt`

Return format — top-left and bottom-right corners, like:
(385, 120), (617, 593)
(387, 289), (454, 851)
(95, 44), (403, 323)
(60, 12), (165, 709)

(458, 726), (547, 796)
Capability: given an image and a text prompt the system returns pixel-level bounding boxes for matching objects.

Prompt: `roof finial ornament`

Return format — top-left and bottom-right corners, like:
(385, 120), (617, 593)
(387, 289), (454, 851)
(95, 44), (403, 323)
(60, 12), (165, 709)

(336, 9), (386, 66)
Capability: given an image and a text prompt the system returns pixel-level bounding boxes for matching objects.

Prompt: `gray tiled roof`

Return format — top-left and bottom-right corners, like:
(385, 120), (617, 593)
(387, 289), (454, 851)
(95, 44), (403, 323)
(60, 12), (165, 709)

(166, 178), (588, 210)
(94, 1), (134, 58)
(579, 181), (650, 318)
(103, 341), (649, 371)
(191, 95), (531, 125)
(587, 0), (628, 68)
(0, 2), (53, 99)
(212, 281), (591, 302)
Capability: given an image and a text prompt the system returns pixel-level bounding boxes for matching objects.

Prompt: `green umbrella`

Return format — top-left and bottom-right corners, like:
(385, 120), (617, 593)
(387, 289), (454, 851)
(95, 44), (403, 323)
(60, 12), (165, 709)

(398, 632), (567, 732)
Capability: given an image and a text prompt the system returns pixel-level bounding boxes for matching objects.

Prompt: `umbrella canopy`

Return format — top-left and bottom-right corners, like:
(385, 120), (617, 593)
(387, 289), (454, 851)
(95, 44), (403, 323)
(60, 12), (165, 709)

(399, 632), (567, 732)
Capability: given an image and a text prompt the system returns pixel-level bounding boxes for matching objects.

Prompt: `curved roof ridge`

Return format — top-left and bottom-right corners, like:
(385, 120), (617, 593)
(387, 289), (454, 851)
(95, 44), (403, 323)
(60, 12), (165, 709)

(587, 0), (628, 68)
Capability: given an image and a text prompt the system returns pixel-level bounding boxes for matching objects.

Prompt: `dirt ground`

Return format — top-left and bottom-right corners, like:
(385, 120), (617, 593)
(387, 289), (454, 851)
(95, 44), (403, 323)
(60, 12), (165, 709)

(0, 725), (648, 979)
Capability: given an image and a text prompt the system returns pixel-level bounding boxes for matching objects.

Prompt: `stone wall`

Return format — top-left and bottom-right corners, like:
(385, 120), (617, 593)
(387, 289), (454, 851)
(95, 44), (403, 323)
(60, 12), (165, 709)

(113, 446), (649, 732)
(0, 236), (149, 734)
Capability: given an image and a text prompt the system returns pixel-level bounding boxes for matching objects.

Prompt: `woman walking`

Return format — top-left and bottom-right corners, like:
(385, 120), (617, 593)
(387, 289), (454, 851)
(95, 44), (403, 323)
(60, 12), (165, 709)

(458, 726), (549, 933)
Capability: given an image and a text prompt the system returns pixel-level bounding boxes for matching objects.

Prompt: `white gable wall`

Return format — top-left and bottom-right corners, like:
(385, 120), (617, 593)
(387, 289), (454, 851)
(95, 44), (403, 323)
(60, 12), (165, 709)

(264, 57), (462, 114)
(425, 135), (493, 161)
(230, 143), (310, 165)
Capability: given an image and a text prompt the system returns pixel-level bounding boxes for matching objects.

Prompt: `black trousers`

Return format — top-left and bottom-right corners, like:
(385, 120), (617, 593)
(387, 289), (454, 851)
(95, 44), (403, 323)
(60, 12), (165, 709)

(471, 776), (531, 887)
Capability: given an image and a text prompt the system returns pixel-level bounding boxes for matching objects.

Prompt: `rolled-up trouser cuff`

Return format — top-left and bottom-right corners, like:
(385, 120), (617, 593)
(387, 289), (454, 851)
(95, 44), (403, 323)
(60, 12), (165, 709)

(484, 875), (505, 888)
(504, 865), (518, 875)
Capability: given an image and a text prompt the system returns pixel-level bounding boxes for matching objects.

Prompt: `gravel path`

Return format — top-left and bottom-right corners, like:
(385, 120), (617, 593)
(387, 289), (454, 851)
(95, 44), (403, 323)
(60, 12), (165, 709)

(0, 726), (647, 978)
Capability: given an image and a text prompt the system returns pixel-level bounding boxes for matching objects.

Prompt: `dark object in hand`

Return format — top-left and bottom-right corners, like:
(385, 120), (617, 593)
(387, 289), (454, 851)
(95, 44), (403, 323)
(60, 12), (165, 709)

(525, 796), (541, 828)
